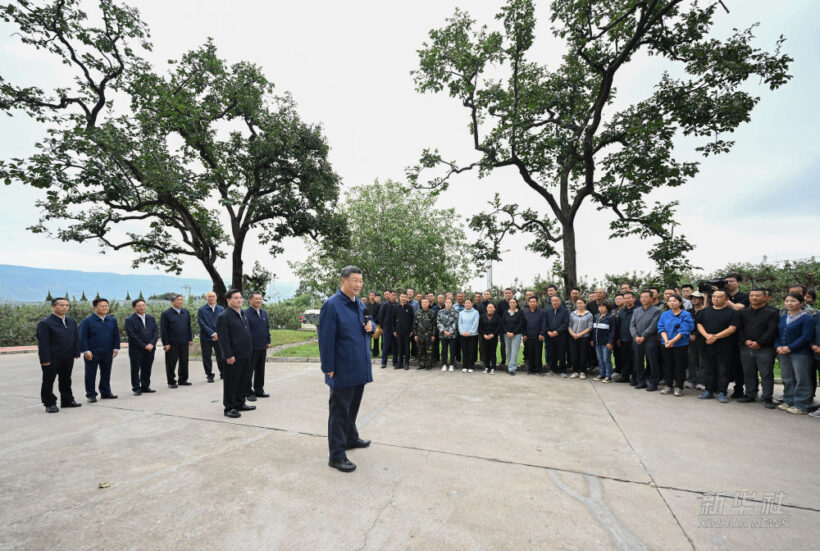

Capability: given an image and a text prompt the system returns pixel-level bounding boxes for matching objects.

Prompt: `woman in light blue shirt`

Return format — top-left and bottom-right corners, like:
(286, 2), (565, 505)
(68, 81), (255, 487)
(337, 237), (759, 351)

(458, 299), (480, 373)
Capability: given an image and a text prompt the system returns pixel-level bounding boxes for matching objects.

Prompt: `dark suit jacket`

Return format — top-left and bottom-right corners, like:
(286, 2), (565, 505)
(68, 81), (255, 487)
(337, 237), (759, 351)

(160, 308), (193, 345)
(378, 300), (398, 333)
(245, 307), (271, 350)
(36, 314), (81, 364)
(79, 314), (120, 354)
(197, 304), (224, 340)
(216, 308), (253, 360)
(125, 313), (159, 350)
(545, 306), (570, 333)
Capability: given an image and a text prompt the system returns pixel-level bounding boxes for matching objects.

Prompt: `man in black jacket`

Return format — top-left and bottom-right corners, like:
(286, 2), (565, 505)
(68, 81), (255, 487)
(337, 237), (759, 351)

(615, 292), (636, 383)
(36, 298), (82, 412)
(160, 294), (193, 388)
(378, 291), (398, 368)
(545, 296), (570, 376)
(394, 293), (415, 370)
(736, 288), (779, 408)
(216, 289), (255, 418)
(497, 288), (512, 368)
(370, 292), (382, 358)
(125, 299), (159, 395)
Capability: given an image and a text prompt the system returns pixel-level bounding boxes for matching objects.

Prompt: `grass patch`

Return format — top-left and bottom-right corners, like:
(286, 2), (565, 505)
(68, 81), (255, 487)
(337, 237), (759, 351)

(272, 342), (320, 358)
(270, 329), (316, 347)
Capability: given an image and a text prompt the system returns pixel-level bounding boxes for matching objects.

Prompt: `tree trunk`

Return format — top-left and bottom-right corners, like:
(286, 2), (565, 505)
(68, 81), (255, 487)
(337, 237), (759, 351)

(201, 259), (228, 307)
(562, 223), (578, 294)
(231, 233), (246, 297)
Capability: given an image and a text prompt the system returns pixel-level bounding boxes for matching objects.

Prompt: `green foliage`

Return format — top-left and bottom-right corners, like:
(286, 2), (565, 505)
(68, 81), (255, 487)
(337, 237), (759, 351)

(242, 261), (273, 298)
(290, 179), (476, 296)
(125, 291), (131, 301)
(45, 290), (53, 302)
(408, 0), (792, 289)
(266, 293), (316, 330)
(0, 1), (344, 303)
(80, 290), (87, 301)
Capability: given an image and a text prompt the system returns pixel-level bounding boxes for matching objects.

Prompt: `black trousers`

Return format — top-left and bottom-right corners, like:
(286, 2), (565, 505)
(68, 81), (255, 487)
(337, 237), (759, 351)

(481, 337), (498, 368)
(432, 331), (440, 363)
(165, 343), (189, 384)
(729, 347), (744, 394)
(440, 338), (457, 365)
(371, 335), (380, 357)
(461, 335), (478, 369)
(396, 332), (411, 367)
(381, 331), (396, 366)
(328, 384), (364, 462)
(568, 337), (591, 373)
(410, 336), (418, 358)
(618, 340), (634, 381)
(201, 338), (225, 379)
(455, 333), (463, 361)
(702, 345), (733, 394)
(525, 337), (543, 373)
(128, 347), (154, 391)
(250, 349), (267, 394)
(41, 356), (75, 406)
(661, 345), (688, 389)
(546, 335), (566, 373)
(500, 333), (507, 365)
(222, 357), (248, 412)
(633, 340), (661, 386)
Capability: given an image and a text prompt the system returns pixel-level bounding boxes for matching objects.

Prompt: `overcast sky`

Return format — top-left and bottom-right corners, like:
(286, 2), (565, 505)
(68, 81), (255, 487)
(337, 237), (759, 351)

(1, 0), (817, 290)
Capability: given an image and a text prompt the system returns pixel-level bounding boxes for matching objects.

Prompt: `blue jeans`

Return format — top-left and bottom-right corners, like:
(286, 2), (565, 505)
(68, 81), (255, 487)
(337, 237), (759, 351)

(595, 344), (613, 377)
(779, 353), (812, 411)
(505, 334), (522, 372)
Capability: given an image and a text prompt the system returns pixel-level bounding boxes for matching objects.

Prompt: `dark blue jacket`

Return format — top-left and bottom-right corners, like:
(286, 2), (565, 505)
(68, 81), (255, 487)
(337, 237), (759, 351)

(197, 304), (224, 339)
(545, 306), (569, 333)
(592, 313), (617, 346)
(245, 307), (271, 350)
(161, 308), (193, 345)
(125, 313), (159, 350)
(377, 300), (398, 333)
(777, 313), (816, 355)
(216, 308), (253, 360)
(522, 308), (546, 338)
(79, 314), (120, 354)
(318, 289), (373, 389)
(36, 314), (81, 363)
(617, 306), (635, 342)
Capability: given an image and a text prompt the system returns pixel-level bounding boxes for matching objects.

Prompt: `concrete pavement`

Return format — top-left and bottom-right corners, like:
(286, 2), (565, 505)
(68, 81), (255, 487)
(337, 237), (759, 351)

(1, 351), (818, 550)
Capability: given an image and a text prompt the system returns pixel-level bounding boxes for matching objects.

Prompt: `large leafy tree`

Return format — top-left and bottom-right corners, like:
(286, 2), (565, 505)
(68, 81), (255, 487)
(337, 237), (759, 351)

(409, 0), (792, 289)
(291, 179), (475, 296)
(0, 0), (344, 304)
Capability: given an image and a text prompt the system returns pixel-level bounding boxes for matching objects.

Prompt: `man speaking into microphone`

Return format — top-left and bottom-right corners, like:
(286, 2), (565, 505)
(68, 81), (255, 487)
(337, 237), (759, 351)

(318, 266), (374, 473)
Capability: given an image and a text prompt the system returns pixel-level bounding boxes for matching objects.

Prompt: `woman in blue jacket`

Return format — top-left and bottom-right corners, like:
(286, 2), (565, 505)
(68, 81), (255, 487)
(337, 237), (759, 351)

(458, 299), (480, 373)
(776, 292), (817, 414)
(591, 302), (616, 382)
(657, 294), (695, 397)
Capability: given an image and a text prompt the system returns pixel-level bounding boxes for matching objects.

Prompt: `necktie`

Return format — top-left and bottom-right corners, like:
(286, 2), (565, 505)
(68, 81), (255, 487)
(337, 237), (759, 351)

(62, 318), (66, 328)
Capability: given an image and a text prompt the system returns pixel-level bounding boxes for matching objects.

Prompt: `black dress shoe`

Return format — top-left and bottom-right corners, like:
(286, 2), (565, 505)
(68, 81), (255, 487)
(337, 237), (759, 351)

(246, 394), (257, 402)
(730, 390), (744, 399)
(101, 394), (118, 399)
(133, 390), (142, 396)
(238, 404), (256, 411)
(736, 395), (755, 403)
(168, 383), (178, 388)
(615, 377), (630, 383)
(178, 381), (192, 386)
(141, 388), (156, 393)
(207, 377), (215, 383)
(346, 438), (371, 450)
(254, 391), (270, 398)
(224, 409), (241, 418)
(61, 401), (82, 408)
(328, 459), (356, 473)
(45, 405), (59, 413)
(634, 383), (647, 389)
(87, 396), (97, 403)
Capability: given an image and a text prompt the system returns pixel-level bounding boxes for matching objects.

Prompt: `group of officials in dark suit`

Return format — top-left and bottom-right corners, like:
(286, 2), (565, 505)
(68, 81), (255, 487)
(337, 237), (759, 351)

(36, 290), (270, 417)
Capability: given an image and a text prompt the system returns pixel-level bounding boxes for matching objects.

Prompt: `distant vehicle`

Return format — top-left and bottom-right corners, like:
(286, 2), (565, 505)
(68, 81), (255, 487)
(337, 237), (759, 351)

(299, 309), (320, 331)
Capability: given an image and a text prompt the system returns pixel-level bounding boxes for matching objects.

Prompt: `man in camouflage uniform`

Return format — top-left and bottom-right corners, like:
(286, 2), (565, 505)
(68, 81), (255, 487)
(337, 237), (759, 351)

(414, 298), (437, 370)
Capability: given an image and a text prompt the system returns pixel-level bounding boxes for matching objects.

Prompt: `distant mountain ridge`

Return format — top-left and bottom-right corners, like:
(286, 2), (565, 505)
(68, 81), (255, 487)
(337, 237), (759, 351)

(0, 264), (298, 303)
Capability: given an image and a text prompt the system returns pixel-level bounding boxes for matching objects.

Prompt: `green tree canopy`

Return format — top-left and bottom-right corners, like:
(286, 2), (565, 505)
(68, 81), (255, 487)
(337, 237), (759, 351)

(409, 0), (792, 289)
(290, 179), (476, 296)
(0, 0), (345, 305)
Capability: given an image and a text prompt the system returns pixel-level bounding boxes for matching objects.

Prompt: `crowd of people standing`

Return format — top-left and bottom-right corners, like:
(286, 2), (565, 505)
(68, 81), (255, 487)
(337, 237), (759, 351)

(364, 275), (820, 416)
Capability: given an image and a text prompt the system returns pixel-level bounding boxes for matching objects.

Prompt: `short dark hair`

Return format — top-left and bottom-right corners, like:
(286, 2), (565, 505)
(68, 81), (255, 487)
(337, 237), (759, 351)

(51, 297), (68, 306)
(571, 287), (581, 293)
(225, 288), (242, 300)
(639, 289), (652, 297)
(92, 297), (109, 307)
(504, 287), (513, 292)
(711, 289), (728, 299)
(340, 266), (362, 278)
(132, 299), (146, 307)
(681, 284), (694, 290)
(667, 294), (684, 306)
(725, 272), (743, 282)
(527, 296), (537, 302)
(788, 284), (807, 294)
(648, 286), (659, 293)
(807, 289), (817, 301)
(786, 292), (805, 304)
(750, 287), (767, 294)
(547, 284), (558, 291)
(615, 293), (624, 298)
(249, 291), (263, 299)
(598, 302), (612, 312)
(664, 287), (676, 293)
(623, 291), (634, 298)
